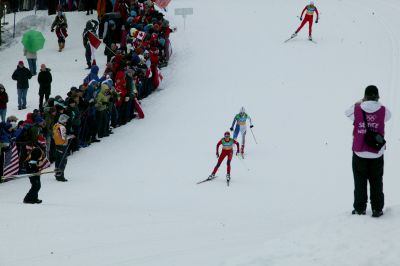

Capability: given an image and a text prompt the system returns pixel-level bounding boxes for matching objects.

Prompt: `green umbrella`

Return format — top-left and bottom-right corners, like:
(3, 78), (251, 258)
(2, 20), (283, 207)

(21, 30), (45, 53)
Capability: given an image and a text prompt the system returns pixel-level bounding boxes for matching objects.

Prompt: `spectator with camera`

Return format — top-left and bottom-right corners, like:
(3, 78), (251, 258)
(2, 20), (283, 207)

(345, 85), (391, 218)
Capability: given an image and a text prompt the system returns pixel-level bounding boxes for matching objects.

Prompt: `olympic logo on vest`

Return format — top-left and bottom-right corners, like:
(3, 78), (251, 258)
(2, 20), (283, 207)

(366, 114), (376, 122)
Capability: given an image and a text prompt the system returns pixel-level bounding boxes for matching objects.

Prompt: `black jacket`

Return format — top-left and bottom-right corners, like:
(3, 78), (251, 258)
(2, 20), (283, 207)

(38, 68), (53, 95)
(12, 66), (32, 89)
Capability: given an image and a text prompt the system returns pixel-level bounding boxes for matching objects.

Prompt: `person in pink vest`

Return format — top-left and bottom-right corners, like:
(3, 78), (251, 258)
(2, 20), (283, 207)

(345, 85), (391, 217)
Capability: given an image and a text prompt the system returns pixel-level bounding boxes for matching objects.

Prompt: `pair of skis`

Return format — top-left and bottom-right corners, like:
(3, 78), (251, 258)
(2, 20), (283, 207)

(197, 175), (230, 186)
(284, 35), (317, 44)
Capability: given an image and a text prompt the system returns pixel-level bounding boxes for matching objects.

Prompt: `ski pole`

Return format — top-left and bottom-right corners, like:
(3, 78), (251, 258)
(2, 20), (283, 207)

(1, 170), (61, 181)
(250, 128), (258, 144)
(55, 138), (73, 173)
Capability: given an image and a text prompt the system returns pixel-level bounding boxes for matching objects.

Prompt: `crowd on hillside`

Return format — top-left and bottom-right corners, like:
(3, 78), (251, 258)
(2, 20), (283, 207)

(0, 0), (174, 181)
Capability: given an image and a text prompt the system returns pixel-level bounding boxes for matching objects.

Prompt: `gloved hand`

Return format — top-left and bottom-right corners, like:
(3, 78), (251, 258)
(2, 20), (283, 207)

(230, 127), (233, 131)
(250, 125), (254, 128)
(51, 28), (54, 32)
(300, 17), (303, 21)
(315, 20), (318, 23)
(216, 152), (219, 158)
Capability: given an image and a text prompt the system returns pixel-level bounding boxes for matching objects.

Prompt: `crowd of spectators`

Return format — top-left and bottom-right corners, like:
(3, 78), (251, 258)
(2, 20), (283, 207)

(0, 0), (174, 181)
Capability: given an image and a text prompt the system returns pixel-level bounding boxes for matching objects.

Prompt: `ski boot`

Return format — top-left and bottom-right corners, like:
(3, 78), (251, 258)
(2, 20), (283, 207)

(308, 35), (313, 41)
(291, 32), (297, 38)
(226, 174), (231, 182)
(208, 174), (216, 180)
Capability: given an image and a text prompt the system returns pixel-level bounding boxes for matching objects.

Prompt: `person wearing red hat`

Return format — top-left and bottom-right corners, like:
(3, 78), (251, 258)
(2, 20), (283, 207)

(12, 61), (32, 110)
(208, 131), (240, 182)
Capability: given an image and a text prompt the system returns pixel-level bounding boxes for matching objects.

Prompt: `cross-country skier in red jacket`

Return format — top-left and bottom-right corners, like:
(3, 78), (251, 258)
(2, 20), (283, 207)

(291, 1), (319, 41)
(208, 131), (240, 182)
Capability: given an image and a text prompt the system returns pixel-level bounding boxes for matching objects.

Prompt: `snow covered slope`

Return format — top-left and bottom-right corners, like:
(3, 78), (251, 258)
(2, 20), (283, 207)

(0, 0), (400, 265)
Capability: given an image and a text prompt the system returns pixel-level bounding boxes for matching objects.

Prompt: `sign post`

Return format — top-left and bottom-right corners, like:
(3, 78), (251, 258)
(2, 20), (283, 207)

(174, 8), (193, 31)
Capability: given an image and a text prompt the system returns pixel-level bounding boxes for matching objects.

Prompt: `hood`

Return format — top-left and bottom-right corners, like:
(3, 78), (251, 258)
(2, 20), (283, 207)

(360, 101), (383, 113)
(100, 84), (110, 94)
(90, 65), (99, 75)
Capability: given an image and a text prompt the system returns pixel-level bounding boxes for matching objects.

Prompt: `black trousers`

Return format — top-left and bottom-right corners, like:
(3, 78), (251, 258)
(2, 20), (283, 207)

(24, 176), (41, 202)
(55, 145), (68, 179)
(39, 92), (50, 109)
(85, 43), (92, 66)
(352, 153), (384, 212)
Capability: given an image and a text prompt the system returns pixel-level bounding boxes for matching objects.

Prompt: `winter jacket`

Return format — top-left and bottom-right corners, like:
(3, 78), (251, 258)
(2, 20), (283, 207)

(0, 91), (8, 109)
(0, 122), (11, 145)
(84, 65), (100, 84)
(345, 100), (392, 159)
(66, 105), (81, 128)
(38, 68), (52, 95)
(24, 49), (37, 59)
(51, 14), (68, 31)
(12, 66), (32, 89)
(43, 107), (56, 138)
(96, 84), (110, 112)
(83, 20), (99, 47)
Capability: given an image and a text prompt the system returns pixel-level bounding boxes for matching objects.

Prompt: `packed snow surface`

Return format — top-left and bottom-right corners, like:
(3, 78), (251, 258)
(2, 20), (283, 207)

(1, 0), (400, 265)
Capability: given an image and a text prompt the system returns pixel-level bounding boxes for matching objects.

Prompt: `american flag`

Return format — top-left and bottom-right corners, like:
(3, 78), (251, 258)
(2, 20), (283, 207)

(26, 143), (51, 172)
(3, 142), (20, 179)
(38, 155), (51, 171)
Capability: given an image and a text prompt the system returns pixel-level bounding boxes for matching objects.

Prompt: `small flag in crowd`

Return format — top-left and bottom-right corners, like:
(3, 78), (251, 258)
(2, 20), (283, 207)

(137, 31), (146, 41)
(88, 31), (101, 49)
(3, 143), (19, 179)
(154, 0), (171, 9)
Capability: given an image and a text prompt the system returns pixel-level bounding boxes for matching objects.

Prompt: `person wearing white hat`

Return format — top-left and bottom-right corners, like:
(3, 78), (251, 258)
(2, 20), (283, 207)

(53, 114), (74, 182)
(291, 1), (319, 41)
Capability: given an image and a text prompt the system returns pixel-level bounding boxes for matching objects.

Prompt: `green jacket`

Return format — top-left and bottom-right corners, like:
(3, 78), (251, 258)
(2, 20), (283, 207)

(96, 84), (110, 111)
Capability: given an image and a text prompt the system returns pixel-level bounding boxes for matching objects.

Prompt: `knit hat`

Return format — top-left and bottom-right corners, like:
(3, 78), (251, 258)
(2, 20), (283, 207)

(364, 85), (379, 101)
(58, 114), (70, 124)
(18, 61), (24, 66)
